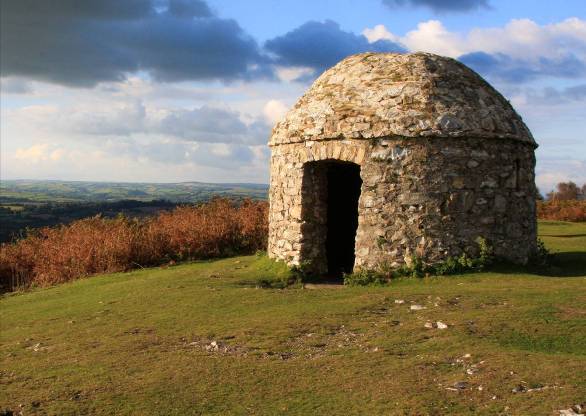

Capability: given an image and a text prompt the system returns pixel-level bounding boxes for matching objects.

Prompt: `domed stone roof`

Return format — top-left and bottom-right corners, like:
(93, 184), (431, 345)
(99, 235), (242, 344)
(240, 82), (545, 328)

(269, 52), (535, 146)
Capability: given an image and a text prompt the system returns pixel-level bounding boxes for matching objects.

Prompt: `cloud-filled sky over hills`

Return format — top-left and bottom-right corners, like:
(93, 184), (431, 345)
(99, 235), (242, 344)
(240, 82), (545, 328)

(1, 0), (585, 191)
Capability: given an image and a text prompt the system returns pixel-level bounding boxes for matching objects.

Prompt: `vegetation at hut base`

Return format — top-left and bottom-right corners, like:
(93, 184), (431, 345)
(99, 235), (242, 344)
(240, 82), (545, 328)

(344, 237), (496, 286)
(1, 221), (585, 415)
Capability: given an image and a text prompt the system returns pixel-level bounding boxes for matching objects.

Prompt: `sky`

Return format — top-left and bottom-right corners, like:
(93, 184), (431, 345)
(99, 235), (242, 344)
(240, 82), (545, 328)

(1, 0), (585, 192)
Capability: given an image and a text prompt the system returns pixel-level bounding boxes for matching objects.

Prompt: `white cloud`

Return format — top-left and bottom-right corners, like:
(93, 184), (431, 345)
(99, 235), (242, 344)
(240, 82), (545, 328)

(263, 99), (288, 125)
(363, 17), (586, 61)
(362, 24), (401, 44)
(274, 66), (315, 82)
(402, 20), (464, 56)
(209, 143), (231, 157)
(14, 144), (53, 163)
(536, 159), (586, 193)
(49, 148), (65, 161)
(13, 143), (81, 164)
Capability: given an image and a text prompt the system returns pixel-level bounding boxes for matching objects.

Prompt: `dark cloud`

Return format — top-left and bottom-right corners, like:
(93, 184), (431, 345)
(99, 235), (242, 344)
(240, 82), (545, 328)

(459, 52), (586, 83)
(158, 106), (270, 144)
(68, 101), (147, 136)
(563, 84), (586, 101)
(119, 140), (257, 167)
(166, 0), (212, 18)
(0, 78), (33, 94)
(3, 0), (154, 20)
(264, 20), (406, 78)
(0, 0), (267, 86)
(523, 85), (586, 105)
(382, 0), (489, 13)
(58, 101), (270, 145)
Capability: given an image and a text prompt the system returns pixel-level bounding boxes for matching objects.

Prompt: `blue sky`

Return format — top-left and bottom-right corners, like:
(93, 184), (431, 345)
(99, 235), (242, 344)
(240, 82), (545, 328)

(1, 0), (585, 192)
(212, 0), (585, 40)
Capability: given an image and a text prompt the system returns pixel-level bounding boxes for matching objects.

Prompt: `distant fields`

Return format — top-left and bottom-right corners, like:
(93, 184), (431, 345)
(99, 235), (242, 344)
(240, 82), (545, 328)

(0, 180), (268, 242)
(0, 180), (268, 203)
(1, 221), (584, 415)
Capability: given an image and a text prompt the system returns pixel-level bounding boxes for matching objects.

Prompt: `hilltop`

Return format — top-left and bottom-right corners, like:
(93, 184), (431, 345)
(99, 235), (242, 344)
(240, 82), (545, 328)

(1, 221), (585, 415)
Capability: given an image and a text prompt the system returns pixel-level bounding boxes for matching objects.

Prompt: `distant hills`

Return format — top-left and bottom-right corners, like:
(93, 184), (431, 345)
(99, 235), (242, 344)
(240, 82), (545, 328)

(0, 179), (268, 203)
(0, 180), (268, 243)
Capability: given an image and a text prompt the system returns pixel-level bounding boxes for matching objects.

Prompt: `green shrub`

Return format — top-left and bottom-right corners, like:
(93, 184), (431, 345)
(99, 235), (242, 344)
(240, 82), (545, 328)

(476, 236), (494, 269)
(343, 269), (390, 286)
(344, 237), (495, 286)
(529, 238), (551, 267)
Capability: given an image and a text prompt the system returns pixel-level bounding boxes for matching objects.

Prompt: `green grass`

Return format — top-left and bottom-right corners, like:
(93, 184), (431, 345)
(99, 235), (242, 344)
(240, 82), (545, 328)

(1, 222), (585, 415)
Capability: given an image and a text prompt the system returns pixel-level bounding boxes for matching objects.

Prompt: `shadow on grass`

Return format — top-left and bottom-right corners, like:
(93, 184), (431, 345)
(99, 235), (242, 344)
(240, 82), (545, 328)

(234, 276), (302, 289)
(234, 272), (344, 289)
(490, 251), (586, 278)
(298, 274), (344, 285)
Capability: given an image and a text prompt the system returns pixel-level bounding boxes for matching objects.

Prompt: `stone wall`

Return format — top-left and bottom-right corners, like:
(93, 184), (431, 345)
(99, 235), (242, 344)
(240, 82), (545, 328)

(268, 137), (537, 272)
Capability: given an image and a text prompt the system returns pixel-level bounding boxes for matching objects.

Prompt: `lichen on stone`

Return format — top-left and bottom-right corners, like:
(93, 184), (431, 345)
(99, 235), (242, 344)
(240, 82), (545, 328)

(269, 52), (535, 147)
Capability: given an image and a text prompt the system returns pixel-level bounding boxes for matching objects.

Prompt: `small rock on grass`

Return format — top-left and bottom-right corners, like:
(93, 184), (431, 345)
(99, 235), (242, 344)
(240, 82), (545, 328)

(394, 299), (405, 304)
(560, 407), (584, 416)
(206, 341), (219, 352)
(454, 381), (468, 390)
(424, 321), (449, 329)
(410, 305), (426, 311)
(446, 381), (468, 391)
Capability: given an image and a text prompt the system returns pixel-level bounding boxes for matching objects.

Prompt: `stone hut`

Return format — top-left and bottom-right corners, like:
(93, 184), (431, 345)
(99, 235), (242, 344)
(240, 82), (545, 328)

(268, 52), (537, 276)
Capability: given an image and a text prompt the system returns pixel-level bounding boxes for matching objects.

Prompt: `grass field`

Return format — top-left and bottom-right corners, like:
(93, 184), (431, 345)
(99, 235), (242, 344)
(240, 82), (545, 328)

(1, 222), (585, 415)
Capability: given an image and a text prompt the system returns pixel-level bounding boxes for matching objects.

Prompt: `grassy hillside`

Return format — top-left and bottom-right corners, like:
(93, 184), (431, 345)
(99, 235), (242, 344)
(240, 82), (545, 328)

(1, 222), (585, 415)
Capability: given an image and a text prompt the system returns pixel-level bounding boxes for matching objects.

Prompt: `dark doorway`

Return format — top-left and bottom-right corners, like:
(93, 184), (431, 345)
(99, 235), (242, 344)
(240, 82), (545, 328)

(326, 162), (362, 277)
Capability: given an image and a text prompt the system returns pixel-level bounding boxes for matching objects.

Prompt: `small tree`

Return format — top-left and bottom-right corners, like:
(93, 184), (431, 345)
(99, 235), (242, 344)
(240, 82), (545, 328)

(547, 181), (580, 201)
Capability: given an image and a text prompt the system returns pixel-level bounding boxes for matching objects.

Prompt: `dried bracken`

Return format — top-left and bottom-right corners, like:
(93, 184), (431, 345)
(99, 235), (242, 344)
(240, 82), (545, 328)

(0, 198), (268, 292)
(537, 200), (586, 222)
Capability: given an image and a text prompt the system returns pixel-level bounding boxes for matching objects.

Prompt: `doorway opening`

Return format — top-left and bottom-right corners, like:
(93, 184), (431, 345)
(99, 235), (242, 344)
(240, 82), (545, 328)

(300, 159), (362, 278)
(325, 161), (362, 277)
